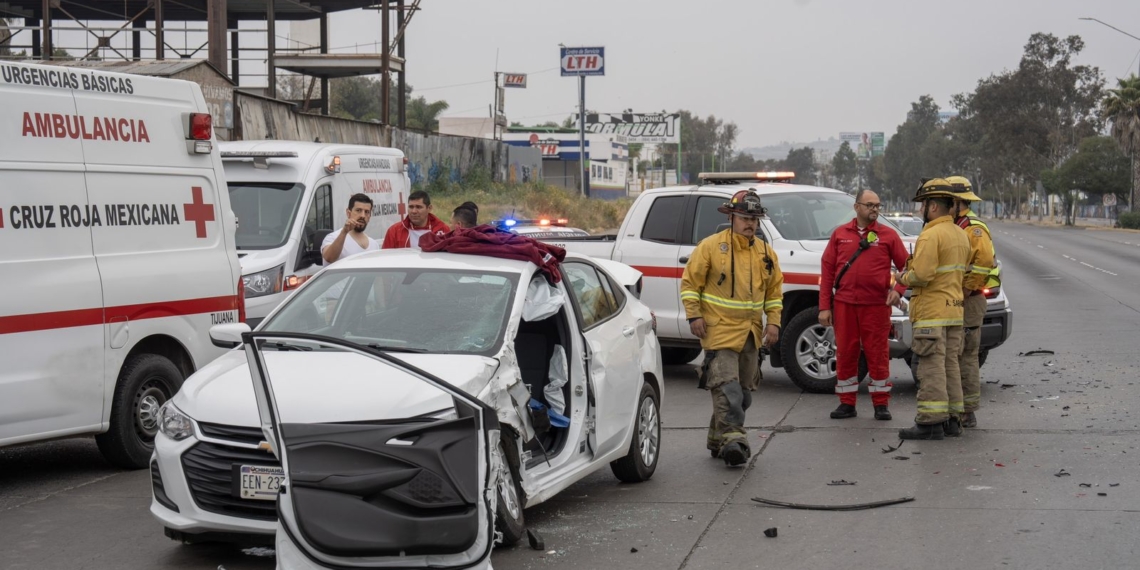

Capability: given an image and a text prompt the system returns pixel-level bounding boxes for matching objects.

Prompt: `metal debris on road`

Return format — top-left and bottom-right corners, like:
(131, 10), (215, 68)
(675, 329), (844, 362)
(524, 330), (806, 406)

(1055, 469), (1071, 477)
(752, 496), (915, 511)
(1019, 350), (1055, 356)
(882, 440), (904, 453)
(1079, 483), (1092, 488)
(893, 456), (910, 461)
(630, 547), (639, 553)
(828, 480), (857, 486)
(1098, 493), (1108, 497)
(764, 527), (778, 538)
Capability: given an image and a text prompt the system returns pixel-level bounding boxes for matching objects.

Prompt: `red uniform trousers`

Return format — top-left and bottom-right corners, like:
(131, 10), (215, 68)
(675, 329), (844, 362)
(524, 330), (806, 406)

(833, 300), (892, 406)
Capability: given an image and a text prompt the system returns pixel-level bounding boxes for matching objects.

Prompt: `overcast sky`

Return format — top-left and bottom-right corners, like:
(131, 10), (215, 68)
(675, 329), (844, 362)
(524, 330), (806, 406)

(320, 0), (1140, 148)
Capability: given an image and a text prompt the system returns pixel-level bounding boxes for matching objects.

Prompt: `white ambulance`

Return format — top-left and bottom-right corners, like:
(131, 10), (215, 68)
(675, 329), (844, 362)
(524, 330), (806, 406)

(0, 61), (243, 469)
(218, 141), (411, 327)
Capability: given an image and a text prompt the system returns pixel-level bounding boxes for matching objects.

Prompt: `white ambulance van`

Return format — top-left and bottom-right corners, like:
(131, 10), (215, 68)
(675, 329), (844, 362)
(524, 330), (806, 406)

(218, 141), (411, 327)
(0, 61), (243, 469)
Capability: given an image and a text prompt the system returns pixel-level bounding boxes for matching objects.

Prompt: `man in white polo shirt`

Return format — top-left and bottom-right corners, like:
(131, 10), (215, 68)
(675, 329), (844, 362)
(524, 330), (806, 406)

(322, 193), (380, 264)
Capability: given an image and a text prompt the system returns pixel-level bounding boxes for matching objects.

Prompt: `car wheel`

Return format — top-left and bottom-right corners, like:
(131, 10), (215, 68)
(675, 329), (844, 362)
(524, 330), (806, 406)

(780, 308), (838, 393)
(909, 354), (920, 389)
(978, 349), (988, 368)
(661, 347), (702, 366)
(494, 439), (526, 546)
(96, 354), (183, 469)
(610, 382), (661, 483)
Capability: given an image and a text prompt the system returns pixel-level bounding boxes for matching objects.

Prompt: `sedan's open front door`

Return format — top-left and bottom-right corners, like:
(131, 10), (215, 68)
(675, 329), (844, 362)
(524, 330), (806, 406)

(242, 332), (499, 569)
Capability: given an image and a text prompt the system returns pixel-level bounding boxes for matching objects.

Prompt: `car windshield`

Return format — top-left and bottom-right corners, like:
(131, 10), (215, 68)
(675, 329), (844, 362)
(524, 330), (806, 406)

(229, 182), (305, 250)
(889, 218), (925, 236)
(261, 268), (519, 356)
(762, 192), (860, 241)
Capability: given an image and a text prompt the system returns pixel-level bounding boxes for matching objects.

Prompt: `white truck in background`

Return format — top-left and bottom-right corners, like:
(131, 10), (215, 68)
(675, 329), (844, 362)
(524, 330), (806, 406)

(536, 172), (1013, 392)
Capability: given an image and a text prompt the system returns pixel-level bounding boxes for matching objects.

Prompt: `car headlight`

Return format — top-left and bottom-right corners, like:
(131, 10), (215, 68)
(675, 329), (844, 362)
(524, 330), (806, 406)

(243, 265), (284, 298)
(158, 402), (195, 441)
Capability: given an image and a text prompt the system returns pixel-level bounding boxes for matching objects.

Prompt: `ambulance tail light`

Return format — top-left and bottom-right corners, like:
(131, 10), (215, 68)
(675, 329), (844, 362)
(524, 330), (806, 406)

(184, 112), (213, 154)
(399, 156), (408, 173)
(236, 276), (247, 323)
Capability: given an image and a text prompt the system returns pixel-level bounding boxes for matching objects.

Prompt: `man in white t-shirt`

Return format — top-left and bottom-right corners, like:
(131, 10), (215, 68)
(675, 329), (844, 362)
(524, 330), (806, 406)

(322, 193), (380, 264)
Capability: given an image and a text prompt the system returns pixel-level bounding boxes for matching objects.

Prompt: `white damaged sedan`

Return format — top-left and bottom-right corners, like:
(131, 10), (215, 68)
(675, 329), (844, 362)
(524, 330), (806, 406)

(150, 249), (664, 567)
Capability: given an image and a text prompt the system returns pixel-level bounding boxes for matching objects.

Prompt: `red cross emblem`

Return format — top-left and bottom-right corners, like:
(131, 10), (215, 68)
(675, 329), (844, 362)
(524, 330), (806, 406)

(398, 192), (406, 217)
(183, 186), (216, 238)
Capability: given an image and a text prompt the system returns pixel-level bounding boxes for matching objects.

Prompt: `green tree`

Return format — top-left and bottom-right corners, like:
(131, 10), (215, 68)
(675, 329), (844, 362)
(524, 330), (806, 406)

(330, 76), (381, 122)
(657, 110), (739, 183)
(405, 96), (449, 132)
(882, 95), (943, 201)
(784, 147), (817, 185)
(1040, 136), (1130, 225)
(832, 141), (858, 191)
(1103, 75), (1140, 211)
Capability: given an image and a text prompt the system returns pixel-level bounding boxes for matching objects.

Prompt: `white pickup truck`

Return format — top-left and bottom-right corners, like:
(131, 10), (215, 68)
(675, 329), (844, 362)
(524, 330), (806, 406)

(536, 172), (1013, 393)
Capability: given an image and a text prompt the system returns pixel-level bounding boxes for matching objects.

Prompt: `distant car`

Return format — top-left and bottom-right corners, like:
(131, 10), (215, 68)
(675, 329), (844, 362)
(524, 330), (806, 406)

(496, 218), (591, 239)
(883, 213), (924, 236)
(151, 248), (663, 558)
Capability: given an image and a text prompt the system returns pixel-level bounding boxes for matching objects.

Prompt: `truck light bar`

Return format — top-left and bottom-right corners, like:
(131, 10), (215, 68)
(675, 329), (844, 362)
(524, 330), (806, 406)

(699, 171), (796, 184)
(220, 151), (299, 170)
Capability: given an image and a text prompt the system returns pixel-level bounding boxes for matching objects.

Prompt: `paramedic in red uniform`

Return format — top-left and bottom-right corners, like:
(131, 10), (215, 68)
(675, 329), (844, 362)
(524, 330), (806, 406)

(382, 190), (450, 249)
(818, 189), (910, 421)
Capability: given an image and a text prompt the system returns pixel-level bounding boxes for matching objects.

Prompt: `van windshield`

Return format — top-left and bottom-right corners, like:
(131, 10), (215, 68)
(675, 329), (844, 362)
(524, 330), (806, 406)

(229, 183), (305, 250)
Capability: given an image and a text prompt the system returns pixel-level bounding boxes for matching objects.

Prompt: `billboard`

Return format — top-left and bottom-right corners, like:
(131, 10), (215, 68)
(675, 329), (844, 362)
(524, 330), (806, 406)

(560, 47), (605, 76)
(503, 73), (527, 88)
(579, 113), (679, 143)
(839, 132), (885, 159)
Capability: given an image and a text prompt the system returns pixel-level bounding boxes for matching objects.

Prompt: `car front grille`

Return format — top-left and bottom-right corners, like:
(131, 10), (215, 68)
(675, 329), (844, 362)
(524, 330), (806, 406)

(198, 422), (266, 447)
(182, 439), (280, 521)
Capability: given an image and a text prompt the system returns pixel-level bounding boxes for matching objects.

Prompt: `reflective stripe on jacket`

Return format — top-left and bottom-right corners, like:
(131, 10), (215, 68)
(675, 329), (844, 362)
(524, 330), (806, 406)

(897, 216), (970, 328)
(681, 229), (784, 352)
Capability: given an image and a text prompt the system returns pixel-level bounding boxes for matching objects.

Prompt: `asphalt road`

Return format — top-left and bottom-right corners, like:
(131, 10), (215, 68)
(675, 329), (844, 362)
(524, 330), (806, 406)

(3, 221), (1139, 570)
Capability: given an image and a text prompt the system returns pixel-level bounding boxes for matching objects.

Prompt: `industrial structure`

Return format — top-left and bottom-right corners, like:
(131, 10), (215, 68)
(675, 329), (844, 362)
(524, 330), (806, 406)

(0, 0), (418, 125)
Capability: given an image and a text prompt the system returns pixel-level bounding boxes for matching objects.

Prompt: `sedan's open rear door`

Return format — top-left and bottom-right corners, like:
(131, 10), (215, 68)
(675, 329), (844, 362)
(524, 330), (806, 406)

(242, 332), (499, 569)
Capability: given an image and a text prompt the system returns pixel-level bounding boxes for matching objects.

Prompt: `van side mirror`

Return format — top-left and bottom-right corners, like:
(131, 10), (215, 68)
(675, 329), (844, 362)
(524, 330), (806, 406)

(297, 249), (324, 271)
(210, 323), (252, 349)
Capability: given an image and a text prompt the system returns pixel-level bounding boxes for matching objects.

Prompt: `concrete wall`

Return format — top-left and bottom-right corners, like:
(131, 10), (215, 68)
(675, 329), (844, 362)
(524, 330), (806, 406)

(235, 92), (541, 187)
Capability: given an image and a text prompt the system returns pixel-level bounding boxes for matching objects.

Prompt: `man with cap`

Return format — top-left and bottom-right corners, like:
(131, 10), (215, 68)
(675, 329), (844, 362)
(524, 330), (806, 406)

(680, 190), (784, 466)
(947, 176), (999, 428)
(892, 179), (971, 440)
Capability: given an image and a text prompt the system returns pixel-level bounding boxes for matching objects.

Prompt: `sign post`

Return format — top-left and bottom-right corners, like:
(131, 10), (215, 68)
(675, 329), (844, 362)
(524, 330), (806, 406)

(561, 46), (605, 197)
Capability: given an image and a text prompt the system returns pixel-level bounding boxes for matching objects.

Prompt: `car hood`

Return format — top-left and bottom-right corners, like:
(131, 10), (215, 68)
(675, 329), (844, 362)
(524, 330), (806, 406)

(174, 350), (500, 427)
(237, 245), (293, 275)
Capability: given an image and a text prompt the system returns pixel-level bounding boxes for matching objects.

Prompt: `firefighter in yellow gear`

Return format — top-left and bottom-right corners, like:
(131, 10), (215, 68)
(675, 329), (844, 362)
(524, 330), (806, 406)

(893, 179), (972, 440)
(681, 190), (783, 466)
(947, 175), (998, 428)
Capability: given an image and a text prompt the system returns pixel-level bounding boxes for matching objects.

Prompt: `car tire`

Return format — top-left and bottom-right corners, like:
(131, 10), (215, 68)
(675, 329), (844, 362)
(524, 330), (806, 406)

(780, 308), (838, 394)
(978, 349), (988, 368)
(610, 382), (661, 483)
(96, 354), (183, 469)
(661, 347), (702, 366)
(494, 439), (526, 547)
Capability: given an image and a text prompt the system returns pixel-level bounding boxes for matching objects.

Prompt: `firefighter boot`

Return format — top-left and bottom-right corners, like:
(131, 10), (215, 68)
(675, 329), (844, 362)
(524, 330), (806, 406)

(720, 442), (749, 467)
(830, 404), (857, 419)
(899, 422), (945, 440)
(943, 417), (963, 437)
(874, 406), (892, 421)
(960, 411), (977, 428)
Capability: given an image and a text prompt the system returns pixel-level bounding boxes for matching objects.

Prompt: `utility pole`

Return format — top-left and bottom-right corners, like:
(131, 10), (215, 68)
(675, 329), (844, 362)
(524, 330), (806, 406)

(579, 74), (587, 197)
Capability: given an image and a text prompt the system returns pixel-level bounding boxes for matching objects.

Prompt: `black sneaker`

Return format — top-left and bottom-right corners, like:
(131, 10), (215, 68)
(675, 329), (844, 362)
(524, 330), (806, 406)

(874, 406), (892, 421)
(943, 417), (962, 437)
(721, 442), (749, 466)
(899, 423), (945, 440)
(830, 404), (857, 419)
(960, 412), (977, 428)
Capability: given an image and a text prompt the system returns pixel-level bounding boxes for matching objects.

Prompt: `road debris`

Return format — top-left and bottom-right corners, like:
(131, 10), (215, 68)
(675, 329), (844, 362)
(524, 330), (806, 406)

(828, 480), (857, 486)
(1079, 483), (1092, 488)
(764, 527), (778, 538)
(752, 496), (915, 511)
(1019, 349), (1055, 356)
(1054, 469), (1071, 478)
(1098, 493), (1108, 497)
(630, 547), (639, 553)
(527, 529), (546, 551)
(882, 440), (904, 454)
(967, 486), (993, 491)
(1001, 383), (1017, 389)
(893, 456), (910, 461)
(1111, 483), (1120, 487)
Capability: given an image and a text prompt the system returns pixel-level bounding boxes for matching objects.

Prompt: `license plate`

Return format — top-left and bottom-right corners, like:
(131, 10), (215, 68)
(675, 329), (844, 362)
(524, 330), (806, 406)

(238, 465), (286, 501)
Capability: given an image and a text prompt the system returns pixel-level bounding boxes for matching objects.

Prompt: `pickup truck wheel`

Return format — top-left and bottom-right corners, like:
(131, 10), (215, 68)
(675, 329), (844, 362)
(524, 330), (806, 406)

(978, 349), (989, 368)
(661, 347), (702, 366)
(780, 308), (838, 394)
(494, 438), (526, 546)
(96, 354), (183, 469)
(909, 354), (920, 389)
(610, 383), (660, 483)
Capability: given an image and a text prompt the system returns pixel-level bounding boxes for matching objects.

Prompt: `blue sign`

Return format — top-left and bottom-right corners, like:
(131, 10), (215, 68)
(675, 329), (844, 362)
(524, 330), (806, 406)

(560, 47), (605, 77)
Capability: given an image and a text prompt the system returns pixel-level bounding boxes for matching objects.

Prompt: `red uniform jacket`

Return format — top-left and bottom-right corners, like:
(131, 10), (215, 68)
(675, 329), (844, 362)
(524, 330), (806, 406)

(819, 219), (909, 308)
(381, 214), (451, 249)
(420, 225), (567, 284)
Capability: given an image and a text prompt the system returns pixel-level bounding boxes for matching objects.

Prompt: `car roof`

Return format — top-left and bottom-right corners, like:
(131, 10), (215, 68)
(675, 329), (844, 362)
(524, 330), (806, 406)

(325, 248), (598, 275)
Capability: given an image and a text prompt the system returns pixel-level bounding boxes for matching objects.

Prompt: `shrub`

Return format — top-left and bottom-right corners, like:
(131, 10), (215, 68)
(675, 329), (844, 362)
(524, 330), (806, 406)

(1119, 211), (1140, 230)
